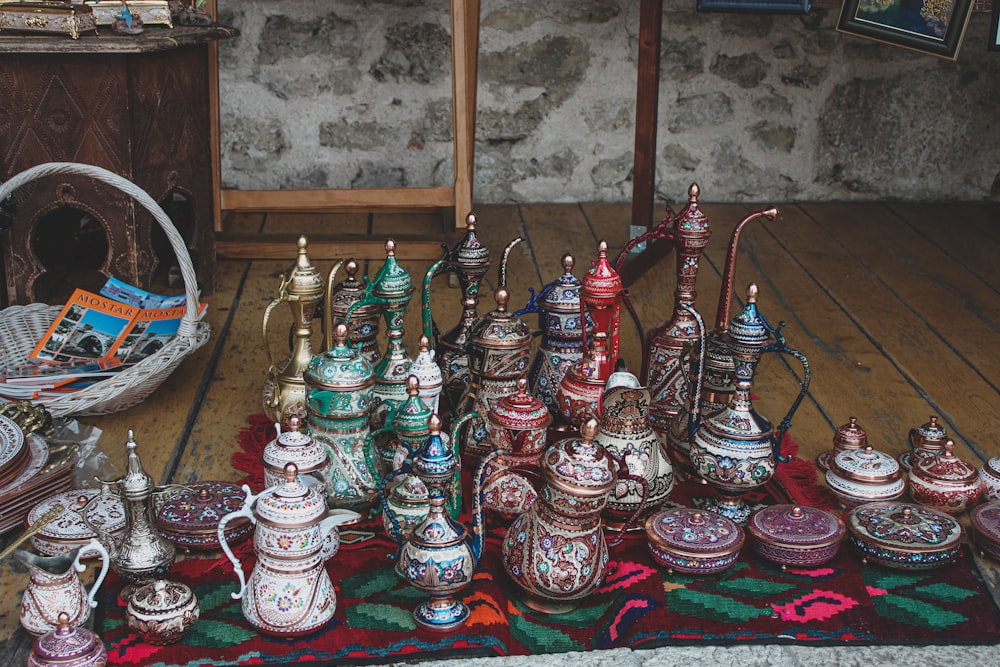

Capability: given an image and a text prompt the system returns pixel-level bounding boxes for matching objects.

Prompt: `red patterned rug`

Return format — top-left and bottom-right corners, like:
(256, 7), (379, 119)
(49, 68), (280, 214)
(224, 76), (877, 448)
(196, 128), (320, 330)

(93, 415), (1000, 666)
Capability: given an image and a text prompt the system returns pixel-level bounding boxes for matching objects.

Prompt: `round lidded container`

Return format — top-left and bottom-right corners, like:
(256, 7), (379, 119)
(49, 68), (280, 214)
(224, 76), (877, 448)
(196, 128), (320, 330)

(825, 446), (906, 509)
(979, 456), (1000, 502)
(908, 440), (981, 514)
(156, 481), (253, 550)
(817, 416), (868, 473)
(969, 500), (1000, 561)
(902, 415), (948, 472)
(746, 504), (846, 568)
(847, 501), (964, 570)
(28, 488), (126, 558)
(126, 579), (200, 645)
(645, 508), (745, 574)
(28, 612), (107, 667)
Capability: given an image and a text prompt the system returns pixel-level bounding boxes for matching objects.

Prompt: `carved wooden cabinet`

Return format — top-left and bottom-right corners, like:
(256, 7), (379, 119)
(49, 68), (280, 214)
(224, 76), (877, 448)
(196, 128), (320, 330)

(0, 26), (234, 305)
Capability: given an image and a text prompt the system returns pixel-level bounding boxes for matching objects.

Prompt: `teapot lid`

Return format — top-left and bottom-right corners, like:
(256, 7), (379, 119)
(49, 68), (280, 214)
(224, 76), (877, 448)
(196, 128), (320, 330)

(127, 579), (197, 617)
(329, 259), (378, 317)
(542, 419), (616, 498)
(491, 377), (552, 430)
(727, 283), (770, 350)
(412, 414), (457, 490)
(541, 254), (584, 313)
(305, 323), (374, 390)
(830, 446), (901, 484)
(471, 287), (532, 349)
(581, 241), (622, 308)
(393, 376), (432, 441)
(673, 183), (711, 236)
(565, 332), (608, 386)
(454, 213), (490, 274)
(30, 612), (107, 666)
(255, 464), (327, 526)
(371, 239), (414, 302)
(282, 237), (325, 299)
(911, 415), (948, 450)
(912, 440), (978, 485)
(410, 336), (443, 393)
(120, 432), (153, 500)
(262, 416), (329, 473)
(833, 416), (868, 451)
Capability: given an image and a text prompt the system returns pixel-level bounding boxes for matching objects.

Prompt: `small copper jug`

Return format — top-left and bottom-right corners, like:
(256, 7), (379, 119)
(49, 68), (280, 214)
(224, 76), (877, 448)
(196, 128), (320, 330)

(16, 539), (110, 635)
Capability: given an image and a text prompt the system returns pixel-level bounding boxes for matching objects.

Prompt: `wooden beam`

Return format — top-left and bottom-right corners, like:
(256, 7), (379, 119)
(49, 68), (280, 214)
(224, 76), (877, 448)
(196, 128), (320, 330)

(220, 187), (457, 213)
(216, 232), (458, 260)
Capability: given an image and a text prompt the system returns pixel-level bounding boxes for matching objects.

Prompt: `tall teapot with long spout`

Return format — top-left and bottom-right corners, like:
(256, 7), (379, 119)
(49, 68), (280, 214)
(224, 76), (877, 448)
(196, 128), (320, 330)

(421, 212), (491, 413)
(324, 258), (382, 366)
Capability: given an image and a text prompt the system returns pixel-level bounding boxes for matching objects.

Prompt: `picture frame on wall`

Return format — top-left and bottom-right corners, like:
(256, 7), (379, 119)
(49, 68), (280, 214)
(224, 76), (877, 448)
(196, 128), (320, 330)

(697, 0), (811, 13)
(990, 1), (1000, 50)
(837, 0), (975, 59)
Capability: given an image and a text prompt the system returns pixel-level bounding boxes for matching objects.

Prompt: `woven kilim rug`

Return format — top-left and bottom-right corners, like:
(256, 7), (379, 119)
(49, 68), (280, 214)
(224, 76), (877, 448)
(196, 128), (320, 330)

(94, 415), (1000, 667)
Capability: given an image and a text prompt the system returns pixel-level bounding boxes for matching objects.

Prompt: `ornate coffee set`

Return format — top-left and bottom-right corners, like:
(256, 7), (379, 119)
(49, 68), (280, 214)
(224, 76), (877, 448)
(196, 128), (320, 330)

(10, 183), (1000, 664)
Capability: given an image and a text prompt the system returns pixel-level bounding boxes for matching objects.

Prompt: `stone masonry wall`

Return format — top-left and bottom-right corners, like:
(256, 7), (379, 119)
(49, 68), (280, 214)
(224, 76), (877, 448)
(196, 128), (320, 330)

(216, 1), (1000, 204)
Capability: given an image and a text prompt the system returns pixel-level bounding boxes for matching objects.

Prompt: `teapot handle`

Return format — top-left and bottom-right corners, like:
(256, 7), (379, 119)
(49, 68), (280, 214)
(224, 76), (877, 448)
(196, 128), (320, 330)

(78, 488), (116, 550)
(762, 323), (812, 464)
(217, 485), (263, 600)
(379, 455), (418, 557)
(261, 284), (290, 410)
(607, 454), (650, 549)
(76, 538), (109, 610)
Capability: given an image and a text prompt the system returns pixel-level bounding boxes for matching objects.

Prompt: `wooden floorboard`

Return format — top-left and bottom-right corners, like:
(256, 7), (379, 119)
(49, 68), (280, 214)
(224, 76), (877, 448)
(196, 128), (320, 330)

(1, 201), (1000, 663)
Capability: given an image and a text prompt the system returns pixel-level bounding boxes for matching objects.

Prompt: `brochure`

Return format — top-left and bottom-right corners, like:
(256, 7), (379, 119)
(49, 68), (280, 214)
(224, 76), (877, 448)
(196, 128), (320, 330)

(28, 289), (140, 363)
(114, 302), (208, 366)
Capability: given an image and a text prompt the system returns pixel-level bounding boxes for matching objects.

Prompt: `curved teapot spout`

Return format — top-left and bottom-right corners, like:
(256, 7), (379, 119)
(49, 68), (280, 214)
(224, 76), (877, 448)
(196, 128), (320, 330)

(421, 246), (452, 344)
(321, 259), (347, 350)
(679, 303), (707, 449)
(715, 207), (778, 331)
(498, 237), (524, 289)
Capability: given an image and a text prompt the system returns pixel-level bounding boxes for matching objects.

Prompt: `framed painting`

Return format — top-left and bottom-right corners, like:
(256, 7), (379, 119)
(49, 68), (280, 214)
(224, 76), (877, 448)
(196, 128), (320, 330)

(991, 1), (1000, 50)
(698, 0), (811, 12)
(837, 0), (975, 59)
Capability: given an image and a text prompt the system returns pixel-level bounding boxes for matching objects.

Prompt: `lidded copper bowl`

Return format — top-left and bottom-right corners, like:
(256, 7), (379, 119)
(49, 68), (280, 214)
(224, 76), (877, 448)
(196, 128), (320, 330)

(28, 488), (125, 558)
(28, 612), (107, 667)
(969, 500), (1000, 561)
(908, 440), (981, 514)
(817, 416), (868, 473)
(979, 456), (1000, 502)
(847, 501), (964, 570)
(156, 481), (253, 550)
(746, 504), (846, 568)
(901, 415), (948, 472)
(645, 508), (744, 574)
(825, 446), (906, 508)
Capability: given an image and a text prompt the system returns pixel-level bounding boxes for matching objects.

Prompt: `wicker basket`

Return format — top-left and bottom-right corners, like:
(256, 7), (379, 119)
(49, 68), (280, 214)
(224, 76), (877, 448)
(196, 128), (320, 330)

(0, 162), (211, 417)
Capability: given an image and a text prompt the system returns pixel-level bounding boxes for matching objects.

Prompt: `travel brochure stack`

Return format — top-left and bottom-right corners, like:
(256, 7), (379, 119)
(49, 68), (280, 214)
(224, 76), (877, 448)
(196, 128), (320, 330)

(0, 278), (206, 401)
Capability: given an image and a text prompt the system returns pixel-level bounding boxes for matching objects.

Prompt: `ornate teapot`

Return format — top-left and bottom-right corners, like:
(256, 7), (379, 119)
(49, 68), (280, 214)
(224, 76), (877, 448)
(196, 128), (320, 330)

(597, 363), (674, 530)
(686, 285), (811, 524)
(385, 414), (489, 630)
(262, 415), (330, 490)
(16, 539), (109, 635)
(218, 464), (359, 636)
(517, 254), (589, 414)
(346, 240), (415, 450)
(421, 212), (491, 413)
(82, 431), (180, 598)
(410, 334), (443, 415)
(261, 237), (326, 428)
(304, 322), (379, 513)
(581, 240), (624, 380)
(324, 258), (382, 366)
(481, 376), (552, 518)
(459, 283), (533, 460)
(557, 331), (610, 427)
(501, 419), (646, 614)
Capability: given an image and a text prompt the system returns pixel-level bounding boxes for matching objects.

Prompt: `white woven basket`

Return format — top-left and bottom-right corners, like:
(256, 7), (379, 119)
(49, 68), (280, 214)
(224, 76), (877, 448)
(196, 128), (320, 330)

(0, 162), (211, 417)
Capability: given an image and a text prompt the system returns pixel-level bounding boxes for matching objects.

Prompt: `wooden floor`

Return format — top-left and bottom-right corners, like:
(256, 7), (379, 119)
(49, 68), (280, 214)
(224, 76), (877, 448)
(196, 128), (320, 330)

(1, 200), (999, 660)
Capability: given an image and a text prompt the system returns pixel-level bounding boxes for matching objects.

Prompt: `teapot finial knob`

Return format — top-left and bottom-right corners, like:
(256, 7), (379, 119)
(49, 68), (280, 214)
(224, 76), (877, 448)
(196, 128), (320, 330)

(791, 506), (803, 518)
(465, 212), (477, 229)
(429, 413), (442, 435)
(55, 612), (72, 635)
(283, 462), (299, 483)
(597, 240), (608, 257)
(516, 376), (528, 394)
(688, 182), (700, 201)
(864, 445), (873, 455)
(902, 507), (912, 519)
(345, 258), (359, 279)
(406, 375), (420, 396)
(297, 236), (308, 252)
(496, 287), (509, 311)
(943, 439), (956, 457)
(580, 418), (599, 442)
(287, 414), (301, 433)
(385, 239), (396, 257)
(562, 253), (575, 274)
(333, 322), (349, 344)
(418, 334), (430, 352)
(746, 283), (758, 303)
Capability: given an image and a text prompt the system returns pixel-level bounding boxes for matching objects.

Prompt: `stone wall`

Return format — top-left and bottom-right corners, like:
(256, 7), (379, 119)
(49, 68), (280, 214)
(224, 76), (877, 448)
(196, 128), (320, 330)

(216, 1), (1000, 204)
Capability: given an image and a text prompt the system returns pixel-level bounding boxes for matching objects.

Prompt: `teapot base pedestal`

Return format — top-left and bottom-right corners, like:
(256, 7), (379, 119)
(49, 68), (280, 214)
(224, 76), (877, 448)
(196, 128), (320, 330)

(414, 596), (470, 630)
(520, 594), (581, 616)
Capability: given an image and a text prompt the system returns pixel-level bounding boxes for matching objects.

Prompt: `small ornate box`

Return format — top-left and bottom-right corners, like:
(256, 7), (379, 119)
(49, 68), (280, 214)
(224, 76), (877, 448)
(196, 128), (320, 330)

(970, 500), (1000, 561)
(0, 1), (97, 39)
(86, 0), (172, 27)
(156, 481), (253, 550)
(645, 508), (745, 574)
(825, 446), (906, 508)
(28, 488), (125, 558)
(979, 457), (1000, 502)
(908, 440), (981, 515)
(126, 579), (199, 645)
(847, 501), (964, 570)
(746, 504), (846, 568)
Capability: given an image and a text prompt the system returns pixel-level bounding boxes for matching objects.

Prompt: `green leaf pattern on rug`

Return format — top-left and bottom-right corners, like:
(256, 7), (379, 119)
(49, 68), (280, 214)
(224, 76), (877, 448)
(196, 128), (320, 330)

(347, 602), (417, 632)
(184, 619), (257, 646)
(872, 593), (966, 631)
(510, 613), (583, 654)
(667, 588), (771, 624)
(341, 566), (400, 599)
(711, 577), (797, 598)
(911, 582), (976, 604)
(865, 569), (930, 591)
